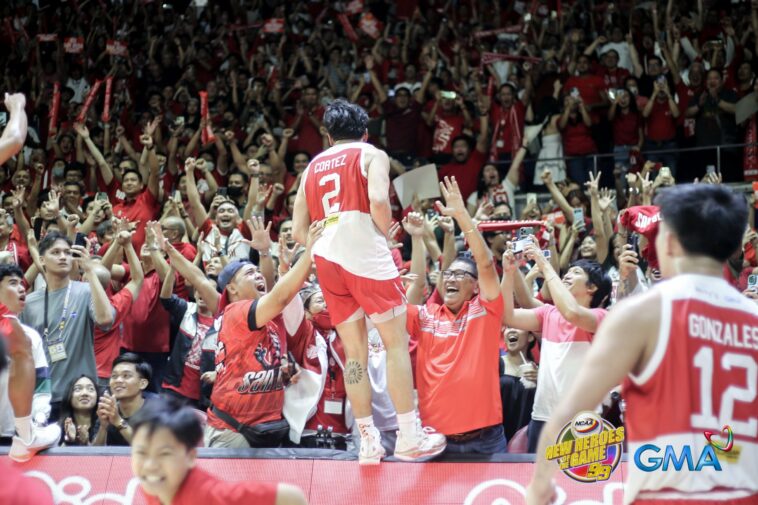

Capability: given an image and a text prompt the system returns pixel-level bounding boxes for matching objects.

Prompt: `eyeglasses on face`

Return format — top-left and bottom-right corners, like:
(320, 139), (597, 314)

(441, 269), (477, 281)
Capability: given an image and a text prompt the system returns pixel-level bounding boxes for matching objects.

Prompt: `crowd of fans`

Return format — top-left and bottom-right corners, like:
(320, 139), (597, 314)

(2, 0), (758, 458)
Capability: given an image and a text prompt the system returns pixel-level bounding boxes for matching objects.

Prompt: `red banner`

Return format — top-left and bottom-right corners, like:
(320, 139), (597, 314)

(474, 26), (524, 38)
(48, 82), (60, 137)
(262, 18), (285, 34)
(106, 39), (128, 56)
(337, 13), (359, 42)
(199, 91), (216, 145)
(77, 79), (103, 123)
(101, 76), (113, 122)
(12, 455), (628, 504)
(63, 36), (84, 54)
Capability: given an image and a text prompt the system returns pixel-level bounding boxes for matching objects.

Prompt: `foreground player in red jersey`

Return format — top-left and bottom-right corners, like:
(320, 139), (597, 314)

(527, 183), (758, 504)
(131, 399), (307, 505)
(292, 99), (446, 464)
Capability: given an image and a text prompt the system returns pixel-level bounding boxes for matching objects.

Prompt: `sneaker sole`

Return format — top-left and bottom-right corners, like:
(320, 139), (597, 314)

(393, 442), (447, 462)
(359, 449), (386, 466)
(8, 450), (32, 463)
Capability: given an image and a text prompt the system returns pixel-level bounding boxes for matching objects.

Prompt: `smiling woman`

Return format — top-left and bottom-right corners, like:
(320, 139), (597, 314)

(58, 375), (100, 446)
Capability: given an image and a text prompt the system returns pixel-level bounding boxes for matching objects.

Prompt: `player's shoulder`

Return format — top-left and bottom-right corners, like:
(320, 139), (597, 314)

(604, 288), (662, 332)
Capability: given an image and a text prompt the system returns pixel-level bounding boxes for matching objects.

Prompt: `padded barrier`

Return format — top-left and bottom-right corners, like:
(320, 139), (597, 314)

(0, 447), (628, 504)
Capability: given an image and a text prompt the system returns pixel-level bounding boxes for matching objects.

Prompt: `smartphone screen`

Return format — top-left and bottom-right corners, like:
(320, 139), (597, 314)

(95, 192), (108, 201)
(573, 208), (585, 229)
(74, 232), (87, 247)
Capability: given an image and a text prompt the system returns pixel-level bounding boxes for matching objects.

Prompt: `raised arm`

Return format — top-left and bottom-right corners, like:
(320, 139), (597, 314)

(163, 240), (220, 314)
(0, 94), (27, 165)
(254, 221), (323, 327)
(437, 176), (500, 301)
(501, 245), (542, 331)
(525, 237), (602, 332)
(77, 243), (115, 327)
(117, 228), (144, 299)
(182, 158), (209, 227)
(402, 212), (429, 305)
(75, 123), (115, 186)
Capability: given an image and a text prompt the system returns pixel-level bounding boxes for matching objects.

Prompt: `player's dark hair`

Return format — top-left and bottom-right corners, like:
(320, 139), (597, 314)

(38, 231), (72, 256)
(571, 259), (612, 308)
(323, 99), (368, 141)
(112, 352), (153, 384)
(130, 397), (203, 450)
(0, 264), (24, 284)
(655, 184), (747, 262)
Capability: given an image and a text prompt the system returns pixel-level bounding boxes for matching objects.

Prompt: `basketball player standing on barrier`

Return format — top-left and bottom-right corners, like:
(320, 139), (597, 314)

(293, 99), (446, 464)
(527, 183), (758, 504)
(0, 93), (61, 461)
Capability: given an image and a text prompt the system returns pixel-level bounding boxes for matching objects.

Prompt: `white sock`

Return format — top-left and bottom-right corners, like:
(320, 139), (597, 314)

(397, 410), (417, 439)
(356, 415), (375, 437)
(15, 415), (32, 443)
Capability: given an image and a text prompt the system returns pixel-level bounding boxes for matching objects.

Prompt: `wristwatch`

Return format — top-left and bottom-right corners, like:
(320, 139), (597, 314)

(117, 418), (129, 431)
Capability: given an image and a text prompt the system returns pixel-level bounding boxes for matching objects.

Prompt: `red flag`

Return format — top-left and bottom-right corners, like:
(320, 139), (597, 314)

(48, 82), (61, 137)
(262, 18), (285, 34)
(337, 13), (359, 42)
(77, 79), (103, 123)
(63, 36), (84, 54)
(101, 77), (113, 122)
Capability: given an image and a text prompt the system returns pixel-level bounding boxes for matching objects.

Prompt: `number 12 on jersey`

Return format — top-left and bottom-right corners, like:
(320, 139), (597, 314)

(320, 173), (341, 215)
(691, 346), (757, 437)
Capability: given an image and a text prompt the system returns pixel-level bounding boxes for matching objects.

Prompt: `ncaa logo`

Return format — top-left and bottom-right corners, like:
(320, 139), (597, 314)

(570, 411), (603, 439)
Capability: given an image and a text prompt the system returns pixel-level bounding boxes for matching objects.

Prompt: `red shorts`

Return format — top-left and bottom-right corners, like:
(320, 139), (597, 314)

(314, 256), (406, 326)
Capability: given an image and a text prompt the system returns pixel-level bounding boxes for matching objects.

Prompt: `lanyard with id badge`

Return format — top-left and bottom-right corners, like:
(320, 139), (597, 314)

(43, 283), (73, 363)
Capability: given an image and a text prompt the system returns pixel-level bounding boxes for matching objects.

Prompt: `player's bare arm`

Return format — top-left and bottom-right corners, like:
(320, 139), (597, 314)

(526, 289), (661, 504)
(0, 93), (27, 164)
(292, 173), (311, 246)
(365, 146), (393, 237)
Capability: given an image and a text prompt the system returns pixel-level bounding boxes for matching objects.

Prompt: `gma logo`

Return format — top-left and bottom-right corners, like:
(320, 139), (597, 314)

(634, 444), (722, 472)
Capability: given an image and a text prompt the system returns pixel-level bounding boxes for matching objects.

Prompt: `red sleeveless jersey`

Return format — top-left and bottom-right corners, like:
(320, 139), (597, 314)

(302, 142), (398, 280)
(623, 275), (758, 503)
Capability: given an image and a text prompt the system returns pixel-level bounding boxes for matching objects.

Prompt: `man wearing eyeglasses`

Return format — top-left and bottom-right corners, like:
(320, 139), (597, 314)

(404, 176), (507, 454)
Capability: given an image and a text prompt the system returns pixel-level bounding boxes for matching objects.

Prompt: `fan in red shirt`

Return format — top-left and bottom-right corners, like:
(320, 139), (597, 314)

(425, 91), (471, 161)
(132, 399), (306, 505)
(564, 55), (610, 124)
(92, 228), (144, 384)
(205, 221), (322, 448)
(641, 78), (680, 173)
(75, 122), (161, 252)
